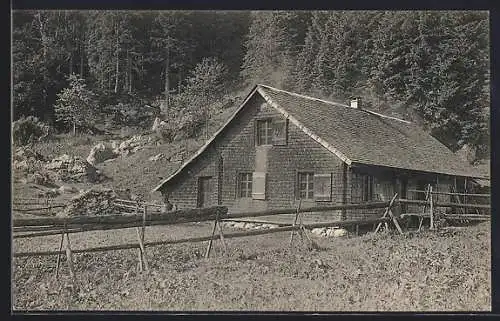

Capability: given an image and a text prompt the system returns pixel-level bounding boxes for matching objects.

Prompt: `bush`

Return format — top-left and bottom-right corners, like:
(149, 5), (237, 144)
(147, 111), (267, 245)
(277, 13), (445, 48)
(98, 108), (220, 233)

(12, 116), (52, 146)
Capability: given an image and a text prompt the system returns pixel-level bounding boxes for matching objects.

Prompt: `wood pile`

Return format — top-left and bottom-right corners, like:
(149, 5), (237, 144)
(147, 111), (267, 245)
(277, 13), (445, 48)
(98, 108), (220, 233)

(57, 188), (118, 217)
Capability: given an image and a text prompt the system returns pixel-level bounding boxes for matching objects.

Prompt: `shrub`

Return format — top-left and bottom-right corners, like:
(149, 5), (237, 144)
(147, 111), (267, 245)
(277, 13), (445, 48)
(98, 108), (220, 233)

(12, 116), (52, 146)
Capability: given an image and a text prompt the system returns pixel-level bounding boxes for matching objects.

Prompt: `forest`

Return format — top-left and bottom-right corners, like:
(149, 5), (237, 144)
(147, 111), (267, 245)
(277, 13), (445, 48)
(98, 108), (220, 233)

(12, 10), (490, 162)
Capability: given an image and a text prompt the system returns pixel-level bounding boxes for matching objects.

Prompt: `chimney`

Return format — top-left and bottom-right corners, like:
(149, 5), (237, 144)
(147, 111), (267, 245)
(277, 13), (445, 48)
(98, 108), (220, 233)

(350, 98), (361, 109)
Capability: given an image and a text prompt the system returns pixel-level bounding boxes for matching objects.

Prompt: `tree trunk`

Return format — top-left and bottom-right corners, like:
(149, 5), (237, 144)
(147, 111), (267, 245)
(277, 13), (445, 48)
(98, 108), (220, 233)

(125, 48), (129, 92)
(69, 54), (73, 75)
(80, 41), (84, 77)
(164, 46), (170, 116)
(128, 50), (132, 93)
(73, 121), (76, 136)
(114, 22), (119, 94)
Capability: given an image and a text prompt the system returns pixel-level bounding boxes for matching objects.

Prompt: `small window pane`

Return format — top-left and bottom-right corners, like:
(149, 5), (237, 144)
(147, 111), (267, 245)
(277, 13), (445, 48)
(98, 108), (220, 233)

(257, 119), (273, 145)
(238, 173), (253, 198)
(298, 172), (314, 200)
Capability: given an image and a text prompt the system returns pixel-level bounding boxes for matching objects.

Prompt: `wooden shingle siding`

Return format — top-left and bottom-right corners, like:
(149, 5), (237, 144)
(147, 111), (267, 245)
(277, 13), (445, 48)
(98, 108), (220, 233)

(163, 94), (345, 221)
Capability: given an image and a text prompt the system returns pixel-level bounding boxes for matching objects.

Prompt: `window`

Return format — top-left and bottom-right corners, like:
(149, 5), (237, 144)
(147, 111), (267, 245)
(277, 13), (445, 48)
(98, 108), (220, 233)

(238, 173), (253, 198)
(272, 119), (287, 145)
(416, 180), (429, 200)
(256, 119), (273, 145)
(256, 118), (288, 146)
(298, 172), (314, 200)
(314, 173), (332, 201)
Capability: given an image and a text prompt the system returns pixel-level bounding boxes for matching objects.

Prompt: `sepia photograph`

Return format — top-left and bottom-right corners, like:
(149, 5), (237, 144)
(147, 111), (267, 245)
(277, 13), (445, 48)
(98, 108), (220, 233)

(11, 10), (491, 312)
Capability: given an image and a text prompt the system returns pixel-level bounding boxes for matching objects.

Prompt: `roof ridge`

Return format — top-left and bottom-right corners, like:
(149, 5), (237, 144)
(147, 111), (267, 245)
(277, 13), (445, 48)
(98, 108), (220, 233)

(258, 84), (412, 124)
(257, 84), (349, 108)
(362, 109), (412, 124)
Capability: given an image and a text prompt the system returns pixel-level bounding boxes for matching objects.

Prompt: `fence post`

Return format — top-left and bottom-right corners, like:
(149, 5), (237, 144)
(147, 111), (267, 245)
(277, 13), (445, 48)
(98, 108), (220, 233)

(54, 230), (64, 279)
(205, 218), (218, 259)
(289, 199), (302, 248)
(64, 230), (77, 285)
(135, 201), (144, 272)
(429, 186), (434, 230)
(216, 211), (228, 254)
(374, 193), (398, 234)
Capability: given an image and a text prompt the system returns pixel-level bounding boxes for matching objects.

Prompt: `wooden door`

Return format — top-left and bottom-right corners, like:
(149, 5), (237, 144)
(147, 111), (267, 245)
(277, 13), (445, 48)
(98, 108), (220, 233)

(197, 176), (213, 208)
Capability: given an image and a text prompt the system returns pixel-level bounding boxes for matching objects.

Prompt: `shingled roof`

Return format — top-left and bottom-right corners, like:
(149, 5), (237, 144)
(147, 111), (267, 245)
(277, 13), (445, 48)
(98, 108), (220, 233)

(153, 84), (485, 192)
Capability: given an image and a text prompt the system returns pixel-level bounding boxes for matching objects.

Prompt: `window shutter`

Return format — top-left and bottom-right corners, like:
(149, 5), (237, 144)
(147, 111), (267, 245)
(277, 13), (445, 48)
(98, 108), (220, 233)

(252, 172), (266, 200)
(272, 119), (288, 145)
(314, 173), (332, 201)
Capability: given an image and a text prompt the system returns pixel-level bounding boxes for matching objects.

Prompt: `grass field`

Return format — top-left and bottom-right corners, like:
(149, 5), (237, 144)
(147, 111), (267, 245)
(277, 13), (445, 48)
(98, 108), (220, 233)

(12, 221), (491, 311)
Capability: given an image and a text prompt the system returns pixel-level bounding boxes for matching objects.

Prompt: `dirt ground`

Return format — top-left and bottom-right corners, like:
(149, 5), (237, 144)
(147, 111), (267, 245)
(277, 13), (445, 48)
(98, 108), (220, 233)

(12, 221), (491, 312)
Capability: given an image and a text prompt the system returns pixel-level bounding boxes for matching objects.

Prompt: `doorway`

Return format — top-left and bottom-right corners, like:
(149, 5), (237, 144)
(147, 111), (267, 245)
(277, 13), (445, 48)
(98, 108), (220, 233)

(197, 176), (214, 208)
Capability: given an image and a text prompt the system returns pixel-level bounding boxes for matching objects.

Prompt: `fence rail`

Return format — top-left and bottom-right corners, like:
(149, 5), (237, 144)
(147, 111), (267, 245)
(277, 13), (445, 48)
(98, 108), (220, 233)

(13, 216), (391, 258)
(398, 199), (490, 209)
(406, 190), (490, 198)
(12, 193), (491, 284)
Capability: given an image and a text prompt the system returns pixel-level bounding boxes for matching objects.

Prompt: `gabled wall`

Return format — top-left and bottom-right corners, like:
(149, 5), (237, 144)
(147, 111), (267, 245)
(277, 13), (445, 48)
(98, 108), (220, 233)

(162, 93), (348, 221)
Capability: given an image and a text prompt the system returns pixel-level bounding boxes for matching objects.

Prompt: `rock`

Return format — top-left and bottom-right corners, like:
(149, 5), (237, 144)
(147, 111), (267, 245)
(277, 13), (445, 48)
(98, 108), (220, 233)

(27, 172), (53, 186)
(110, 140), (119, 150)
(86, 142), (117, 165)
(333, 228), (348, 238)
(233, 222), (246, 229)
(152, 117), (167, 132)
(44, 154), (98, 183)
(148, 153), (165, 162)
(13, 147), (46, 174)
(311, 228), (327, 236)
(119, 141), (129, 150)
(58, 185), (78, 194)
(13, 160), (29, 171)
(244, 223), (255, 229)
(132, 146), (142, 153)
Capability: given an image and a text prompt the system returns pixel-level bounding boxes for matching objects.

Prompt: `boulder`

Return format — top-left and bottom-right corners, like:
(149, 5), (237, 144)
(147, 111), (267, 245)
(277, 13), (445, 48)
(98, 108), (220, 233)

(311, 228), (327, 236)
(148, 153), (165, 162)
(58, 185), (78, 194)
(13, 147), (46, 174)
(37, 188), (60, 198)
(44, 154), (98, 183)
(151, 117), (165, 132)
(86, 142), (117, 165)
(233, 222), (246, 229)
(244, 223), (255, 229)
(27, 171), (53, 186)
(112, 135), (148, 156)
(332, 228), (348, 238)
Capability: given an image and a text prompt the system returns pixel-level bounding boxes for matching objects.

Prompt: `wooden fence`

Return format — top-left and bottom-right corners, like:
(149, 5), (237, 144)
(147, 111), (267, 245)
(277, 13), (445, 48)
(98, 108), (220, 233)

(401, 185), (490, 230)
(12, 192), (490, 285)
